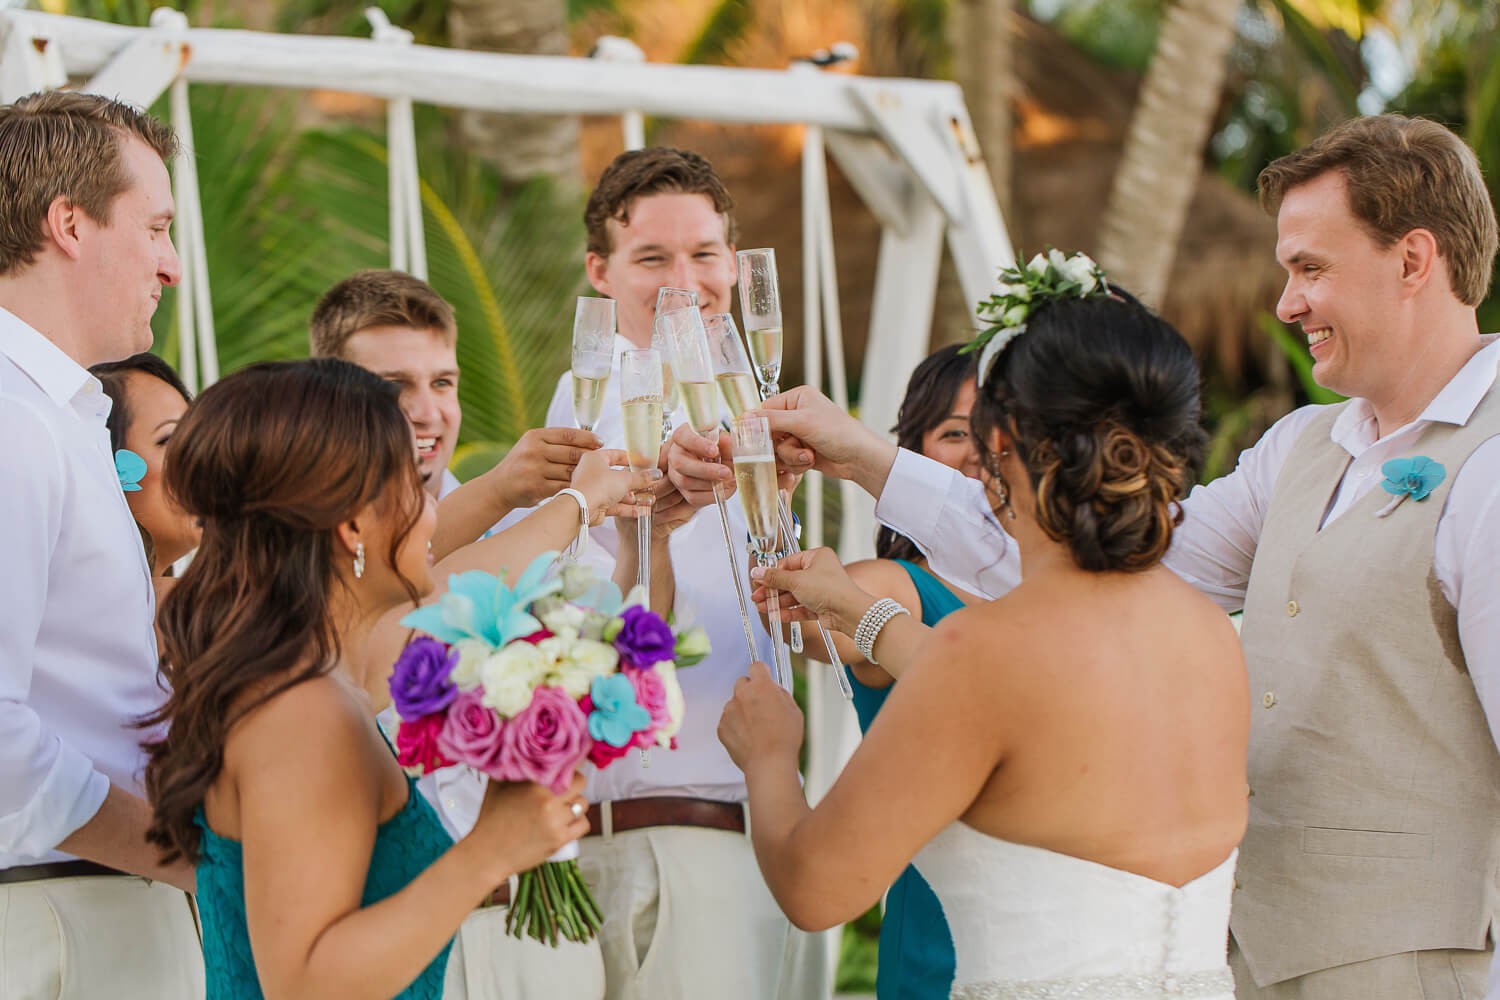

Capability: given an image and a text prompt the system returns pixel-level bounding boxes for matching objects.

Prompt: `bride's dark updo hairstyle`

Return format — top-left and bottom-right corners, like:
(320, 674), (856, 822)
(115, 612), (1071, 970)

(971, 288), (1206, 572)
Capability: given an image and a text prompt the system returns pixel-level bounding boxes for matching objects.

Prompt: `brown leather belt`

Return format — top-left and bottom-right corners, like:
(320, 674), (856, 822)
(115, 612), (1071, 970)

(0, 860), (131, 886)
(584, 796), (745, 837)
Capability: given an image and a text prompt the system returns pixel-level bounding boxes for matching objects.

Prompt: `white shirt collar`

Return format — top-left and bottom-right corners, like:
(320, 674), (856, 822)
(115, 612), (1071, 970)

(0, 305), (95, 408)
(1330, 333), (1500, 454)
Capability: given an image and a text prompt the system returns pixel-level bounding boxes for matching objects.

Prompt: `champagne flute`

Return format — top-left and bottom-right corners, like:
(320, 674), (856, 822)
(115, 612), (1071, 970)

(571, 296), (615, 435)
(731, 416), (792, 692)
(620, 349), (664, 599)
(735, 249), (783, 399)
(653, 287), (695, 441)
(659, 307), (760, 663)
(704, 313), (760, 420)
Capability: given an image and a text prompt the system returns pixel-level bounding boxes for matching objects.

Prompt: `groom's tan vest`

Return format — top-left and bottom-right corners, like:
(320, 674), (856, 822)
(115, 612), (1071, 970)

(1231, 389), (1500, 987)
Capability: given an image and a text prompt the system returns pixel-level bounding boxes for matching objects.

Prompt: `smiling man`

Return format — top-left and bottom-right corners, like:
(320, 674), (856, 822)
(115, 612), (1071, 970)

(679, 114), (1500, 1000)
(0, 91), (204, 998)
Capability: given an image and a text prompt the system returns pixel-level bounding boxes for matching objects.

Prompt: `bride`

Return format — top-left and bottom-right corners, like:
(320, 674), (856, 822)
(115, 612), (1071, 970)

(717, 265), (1249, 999)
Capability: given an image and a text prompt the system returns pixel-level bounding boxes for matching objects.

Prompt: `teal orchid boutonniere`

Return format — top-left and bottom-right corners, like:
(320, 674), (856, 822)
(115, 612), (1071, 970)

(115, 449), (147, 493)
(1374, 455), (1446, 518)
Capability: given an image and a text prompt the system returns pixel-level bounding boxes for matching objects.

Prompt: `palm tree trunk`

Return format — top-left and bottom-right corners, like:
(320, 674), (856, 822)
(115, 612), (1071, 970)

(950, 0), (1013, 221)
(1096, 0), (1241, 307)
(446, 0), (580, 186)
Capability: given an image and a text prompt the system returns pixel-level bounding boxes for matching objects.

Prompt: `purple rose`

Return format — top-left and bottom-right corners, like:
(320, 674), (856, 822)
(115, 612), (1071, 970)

(494, 686), (591, 794)
(613, 606), (676, 667)
(390, 637), (459, 720)
(437, 688), (506, 775)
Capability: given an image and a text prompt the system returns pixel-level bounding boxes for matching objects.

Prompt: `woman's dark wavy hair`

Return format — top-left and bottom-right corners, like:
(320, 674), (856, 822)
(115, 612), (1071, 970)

(90, 353), (193, 568)
(142, 359), (425, 864)
(971, 289), (1206, 573)
(876, 343), (977, 562)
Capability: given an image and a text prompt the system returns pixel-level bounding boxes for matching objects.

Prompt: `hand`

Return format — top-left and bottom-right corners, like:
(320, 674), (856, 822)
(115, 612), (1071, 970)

(666, 423), (732, 508)
(570, 449), (655, 524)
(749, 547), (873, 634)
(468, 772), (590, 885)
(718, 661), (805, 773)
(489, 428), (602, 511)
(753, 386), (897, 496)
(614, 476), (696, 541)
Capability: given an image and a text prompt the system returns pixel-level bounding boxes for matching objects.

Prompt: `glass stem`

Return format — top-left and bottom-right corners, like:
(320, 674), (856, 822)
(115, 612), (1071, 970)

(759, 551), (793, 692)
(636, 498), (652, 600)
(775, 493), (853, 701)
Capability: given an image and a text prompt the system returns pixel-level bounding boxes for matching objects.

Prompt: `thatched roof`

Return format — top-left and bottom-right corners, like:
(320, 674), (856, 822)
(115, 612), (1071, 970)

(633, 11), (1284, 389)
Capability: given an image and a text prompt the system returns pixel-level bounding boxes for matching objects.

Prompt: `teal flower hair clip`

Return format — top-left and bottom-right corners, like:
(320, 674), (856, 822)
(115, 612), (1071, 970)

(115, 449), (147, 493)
(963, 249), (1110, 384)
(1374, 455), (1446, 518)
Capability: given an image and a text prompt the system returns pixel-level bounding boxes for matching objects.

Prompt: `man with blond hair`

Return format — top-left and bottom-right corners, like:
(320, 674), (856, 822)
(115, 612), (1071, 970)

(0, 92), (204, 996)
(677, 114), (1500, 999)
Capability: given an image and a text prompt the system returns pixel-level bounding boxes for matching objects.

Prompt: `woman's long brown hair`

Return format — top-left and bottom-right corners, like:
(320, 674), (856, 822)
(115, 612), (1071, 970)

(142, 359), (425, 865)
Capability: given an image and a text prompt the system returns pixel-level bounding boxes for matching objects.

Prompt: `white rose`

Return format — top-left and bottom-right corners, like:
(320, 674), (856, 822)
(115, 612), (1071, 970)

(479, 642), (547, 717)
(539, 603), (586, 640)
(1002, 303), (1029, 328)
(535, 636), (572, 669)
(553, 638), (620, 699)
(449, 638), (493, 690)
(1047, 247), (1069, 273)
(1058, 253), (1099, 292)
(1000, 281), (1031, 302)
(1027, 252), (1048, 275)
(654, 662), (686, 747)
(481, 668), (536, 718)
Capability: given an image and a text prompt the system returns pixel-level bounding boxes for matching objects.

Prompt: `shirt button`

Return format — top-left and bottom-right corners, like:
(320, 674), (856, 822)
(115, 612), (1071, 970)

(1287, 600), (1299, 617)
(1263, 691), (1277, 708)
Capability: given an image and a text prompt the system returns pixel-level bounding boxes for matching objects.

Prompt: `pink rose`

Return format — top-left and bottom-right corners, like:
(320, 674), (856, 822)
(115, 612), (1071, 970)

(626, 667), (672, 749)
(495, 686), (591, 794)
(395, 714), (454, 774)
(437, 688), (506, 775)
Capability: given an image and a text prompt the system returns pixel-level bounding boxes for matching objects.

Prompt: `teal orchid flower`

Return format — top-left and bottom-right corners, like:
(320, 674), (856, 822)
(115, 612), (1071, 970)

(1375, 456), (1446, 518)
(400, 551), (564, 648)
(586, 673), (651, 748)
(115, 449), (147, 492)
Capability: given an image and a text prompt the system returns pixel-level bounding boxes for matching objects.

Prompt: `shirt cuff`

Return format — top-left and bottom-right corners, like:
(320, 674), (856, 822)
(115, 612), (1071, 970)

(875, 449), (960, 540)
(0, 746), (110, 859)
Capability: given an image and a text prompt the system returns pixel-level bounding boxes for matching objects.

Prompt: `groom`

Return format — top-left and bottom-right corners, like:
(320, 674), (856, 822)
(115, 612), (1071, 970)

(670, 114), (1500, 999)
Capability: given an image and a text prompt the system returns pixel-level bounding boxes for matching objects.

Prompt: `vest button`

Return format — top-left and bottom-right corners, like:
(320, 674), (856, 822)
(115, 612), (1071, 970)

(1263, 691), (1277, 708)
(1287, 600), (1299, 617)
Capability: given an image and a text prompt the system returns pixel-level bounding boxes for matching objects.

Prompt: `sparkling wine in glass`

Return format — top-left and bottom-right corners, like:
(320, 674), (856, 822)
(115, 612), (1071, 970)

(620, 349), (664, 598)
(735, 249), (783, 399)
(653, 287), (696, 440)
(731, 415), (792, 691)
(704, 313), (760, 420)
(571, 297), (615, 433)
(658, 307), (761, 662)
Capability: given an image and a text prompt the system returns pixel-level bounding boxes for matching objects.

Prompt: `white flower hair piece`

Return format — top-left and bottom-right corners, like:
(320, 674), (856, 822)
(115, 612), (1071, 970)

(965, 249), (1110, 384)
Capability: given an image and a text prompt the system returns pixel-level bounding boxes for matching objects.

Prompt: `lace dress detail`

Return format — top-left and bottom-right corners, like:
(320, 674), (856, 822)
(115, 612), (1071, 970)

(912, 824), (1236, 1000)
(195, 777), (455, 999)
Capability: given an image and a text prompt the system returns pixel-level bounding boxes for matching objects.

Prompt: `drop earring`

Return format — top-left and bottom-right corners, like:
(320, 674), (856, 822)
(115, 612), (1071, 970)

(354, 541), (366, 579)
(987, 451), (1018, 521)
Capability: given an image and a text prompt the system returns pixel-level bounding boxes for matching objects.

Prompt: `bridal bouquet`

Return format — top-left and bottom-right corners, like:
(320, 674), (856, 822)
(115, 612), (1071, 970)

(388, 553), (707, 944)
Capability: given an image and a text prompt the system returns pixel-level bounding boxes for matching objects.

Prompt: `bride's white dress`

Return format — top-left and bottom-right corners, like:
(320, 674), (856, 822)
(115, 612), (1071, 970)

(912, 822), (1238, 999)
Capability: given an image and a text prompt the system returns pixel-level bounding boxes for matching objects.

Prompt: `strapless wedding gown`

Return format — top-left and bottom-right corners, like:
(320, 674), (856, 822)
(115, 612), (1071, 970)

(912, 823), (1237, 999)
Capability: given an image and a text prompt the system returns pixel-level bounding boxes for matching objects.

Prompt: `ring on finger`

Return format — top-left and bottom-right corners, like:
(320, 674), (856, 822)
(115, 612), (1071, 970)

(570, 800), (585, 819)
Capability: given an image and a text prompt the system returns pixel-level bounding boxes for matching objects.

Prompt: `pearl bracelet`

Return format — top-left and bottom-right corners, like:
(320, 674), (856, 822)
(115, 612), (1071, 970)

(853, 598), (911, 665)
(555, 488), (590, 558)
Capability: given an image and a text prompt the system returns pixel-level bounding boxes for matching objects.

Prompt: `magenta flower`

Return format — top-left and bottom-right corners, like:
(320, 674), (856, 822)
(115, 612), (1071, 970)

(437, 688), (506, 776)
(395, 714), (454, 774)
(390, 637), (459, 721)
(494, 686), (591, 794)
(626, 667), (671, 742)
(613, 606), (676, 667)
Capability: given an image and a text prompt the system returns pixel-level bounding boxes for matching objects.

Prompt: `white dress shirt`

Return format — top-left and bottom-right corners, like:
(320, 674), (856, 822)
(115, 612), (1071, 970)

(0, 308), (162, 866)
(876, 335), (1500, 752)
(415, 350), (777, 836)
